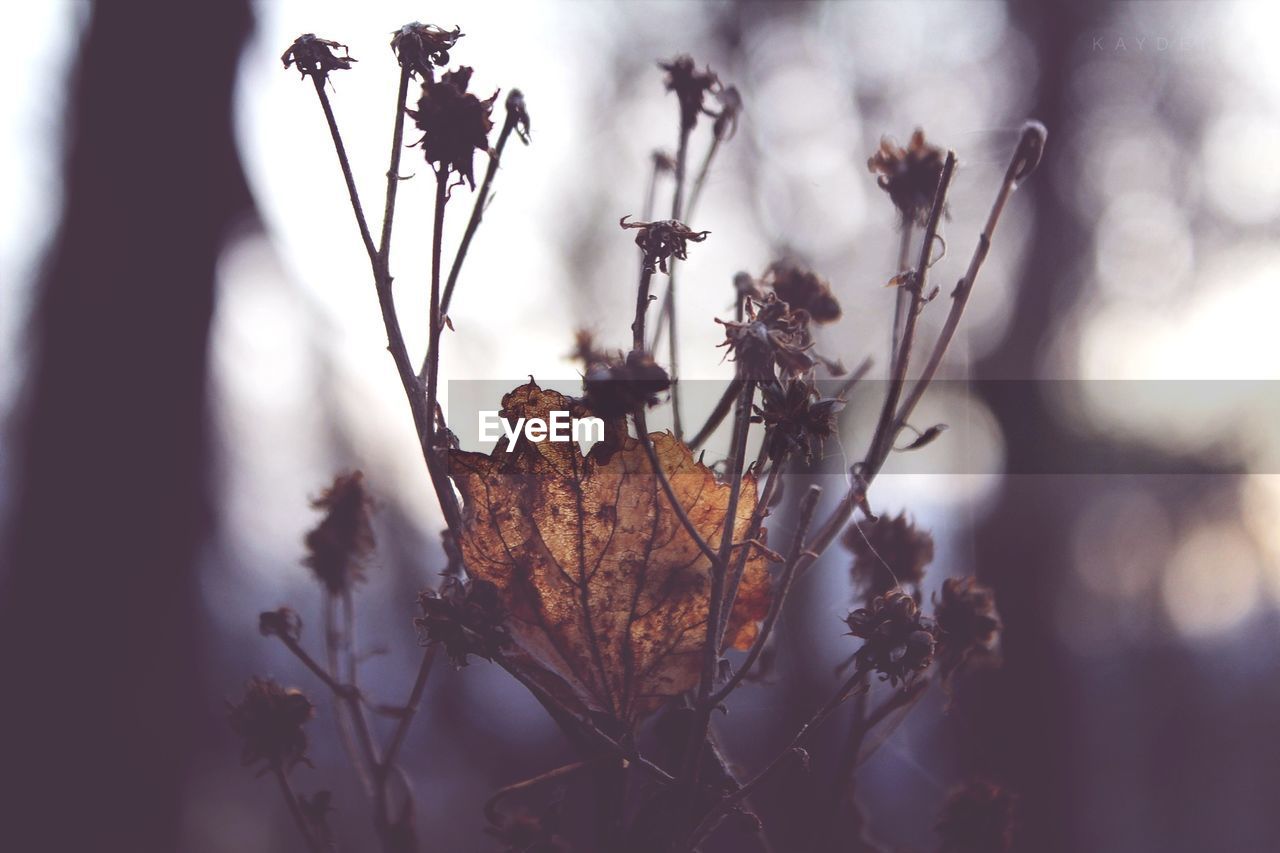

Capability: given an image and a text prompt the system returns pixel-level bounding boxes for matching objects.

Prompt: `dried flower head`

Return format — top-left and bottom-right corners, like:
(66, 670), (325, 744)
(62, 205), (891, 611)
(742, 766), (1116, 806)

(717, 293), (816, 380)
(390, 22), (463, 79)
(868, 129), (947, 226)
(582, 350), (672, 418)
(841, 512), (934, 599)
(845, 589), (937, 685)
(936, 780), (1016, 853)
(653, 150), (677, 174)
(416, 576), (508, 667)
(227, 677), (315, 774)
(411, 67), (497, 188)
(712, 85), (743, 141)
(281, 34), (355, 82)
(659, 54), (720, 131)
(303, 471), (375, 594)
(258, 607), (303, 642)
(733, 270), (763, 302)
(619, 216), (709, 273)
(934, 577), (1001, 679)
(506, 88), (532, 145)
(569, 329), (606, 366)
(762, 260), (842, 324)
(753, 378), (844, 464)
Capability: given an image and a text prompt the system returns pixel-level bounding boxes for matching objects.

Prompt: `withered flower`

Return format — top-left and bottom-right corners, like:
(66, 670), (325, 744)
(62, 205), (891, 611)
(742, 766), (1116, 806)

(653, 150), (677, 174)
(416, 576), (508, 667)
(619, 216), (709, 273)
(733, 270), (763, 302)
(841, 512), (934, 599)
(227, 677), (315, 775)
(506, 88), (532, 145)
(411, 67), (497, 188)
(845, 589), (937, 685)
(712, 85), (743, 141)
(660, 54), (720, 131)
(936, 780), (1016, 853)
(717, 293), (816, 380)
(258, 607), (303, 642)
(762, 260), (842, 324)
(933, 577), (1001, 678)
(569, 329), (606, 366)
(390, 22), (462, 79)
(868, 129), (947, 226)
(753, 378), (844, 464)
(582, 350), (671, 418)
(303, 471), (375, 594)
(281, 34), (355, 82)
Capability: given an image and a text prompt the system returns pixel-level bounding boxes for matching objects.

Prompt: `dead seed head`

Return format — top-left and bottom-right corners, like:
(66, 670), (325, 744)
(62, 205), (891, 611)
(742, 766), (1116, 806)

(762, 260), (842, 324)
(506, 89), (532, 144)
(258, 607), (303, 643)
(868, 128), (947, 226)
(281, 34), (355, 82)
(411, 66), (497, 188)
(303, 471), (375, 594)
(660, 54), (721, 131)
(619, 216), (709, 273)
(753, 378), (844, 464)
(416, 576), (509, 667)
(583, 349), (672, 418)
(845, 589), (938, 685)
(936, 780), (1017, 853)
(842, 512), (935, 599)
(390, 22), (463, 79)
(933, 576), (1002, 679)
(717, 293), (816, 380)
(227, 677), (315, 774)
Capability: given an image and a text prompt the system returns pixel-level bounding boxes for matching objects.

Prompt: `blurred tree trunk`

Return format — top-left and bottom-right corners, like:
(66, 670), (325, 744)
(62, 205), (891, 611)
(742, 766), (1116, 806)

(0, 2), (252, 850)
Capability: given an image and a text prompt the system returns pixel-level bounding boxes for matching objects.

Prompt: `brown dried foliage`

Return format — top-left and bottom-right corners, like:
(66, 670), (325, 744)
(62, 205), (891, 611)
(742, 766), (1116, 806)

(449, 382), (771, 723)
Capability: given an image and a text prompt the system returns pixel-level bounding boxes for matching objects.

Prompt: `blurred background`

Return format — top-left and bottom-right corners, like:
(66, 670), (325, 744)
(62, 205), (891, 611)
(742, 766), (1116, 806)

(3, 1), (1279, 851)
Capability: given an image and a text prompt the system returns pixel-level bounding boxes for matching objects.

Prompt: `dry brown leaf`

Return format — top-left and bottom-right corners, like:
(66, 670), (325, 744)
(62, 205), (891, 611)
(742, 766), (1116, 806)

(449, 381), (771, 723)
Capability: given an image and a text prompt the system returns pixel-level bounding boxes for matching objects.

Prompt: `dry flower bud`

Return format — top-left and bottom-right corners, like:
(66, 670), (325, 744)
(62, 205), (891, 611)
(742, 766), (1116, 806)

(619, 216), (709, 273)
(845, 589), (937, 685)
(582, 349), (671, 418)
(303, 471), (375, 594)
(227, 677), (315, 775)
(390, 22), (463, 79)
(411, 66), (497, 188)
(868, 128), (947, 226)
(506, 88), (532, 145)
(416, 576), (508, 667)
(258, 607), (303, 642)
(753, 378), (844, 463)
(717, 293), (816, 380)
(933, 576), (1001, 679)
(281, 34), (355, 82)
(842, 512), (934, 599)
(762, 260), (842, 324)
(659, 54), (720, 131)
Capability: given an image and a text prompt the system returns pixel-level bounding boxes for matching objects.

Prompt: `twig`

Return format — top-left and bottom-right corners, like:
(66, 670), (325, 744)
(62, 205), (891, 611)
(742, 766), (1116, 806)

(380, 645), (438, 773)
(684, 374), (755, 784)
(633, 267), (655, 352)
(634, 407), (723, 567)
(311, 78), (377, 262)
(687, 664), (871, 847)
(666, 122), (694, 440)
(716, 444), (790, 645)
(688, 377), (742, 450)
(377, 66), (412, 262)
(710, 484), (822, 705)
(273, 766), (325, 853)
(483, 759), (600, 827)
(894, 122), (1048, 427)
(889, 222), (914, 365)
(438, 99), (523, 320)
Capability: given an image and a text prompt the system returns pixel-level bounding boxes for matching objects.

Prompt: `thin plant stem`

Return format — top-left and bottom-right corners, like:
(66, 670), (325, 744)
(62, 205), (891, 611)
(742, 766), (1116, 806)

(437, 104), (521, 321)
(684, 374), (755, 785)
(710, 484), (822, 706)
(273, 766), (325, 853)
(380, 645), (438, 773)
(889, 222), (914, 364)
(716, 444), (789, 645)
(687, 664), (871, 848)
(377, 66), (412, 262)
(324, 594), (375, 796)
(633, 267), (655, 352)
(483, 759), (600, 827)
(312, 78), (377, 262)
(634, 407), (723, 567)
(689, 377), (742, 450)
(666, 122), (693, 440)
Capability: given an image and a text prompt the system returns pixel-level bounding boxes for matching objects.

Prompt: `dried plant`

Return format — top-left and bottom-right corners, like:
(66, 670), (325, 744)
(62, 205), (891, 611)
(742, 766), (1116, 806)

(234, 23), (1047, 852)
